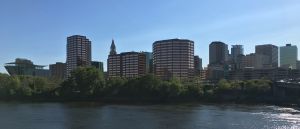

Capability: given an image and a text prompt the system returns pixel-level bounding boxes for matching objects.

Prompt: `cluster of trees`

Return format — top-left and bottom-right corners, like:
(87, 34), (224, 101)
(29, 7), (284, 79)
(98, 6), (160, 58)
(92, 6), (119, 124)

(0, 73), (60, 100)
(214, 79), (272, 102)
(0, 67), (273, 102)
(57, 67), (272, 102)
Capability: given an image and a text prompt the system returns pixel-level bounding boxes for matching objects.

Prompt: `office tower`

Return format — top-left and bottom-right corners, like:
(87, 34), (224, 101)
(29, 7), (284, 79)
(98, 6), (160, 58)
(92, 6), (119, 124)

(91, 61), (104, 73)
(66, 35), (91, 77)
(280, 44), (298, 69)
(142, 52), (153, 73)
(231, 45), (244, 63)
(49, 62), (66, 80)
(297, 61), (300, 70)
(153, 39), (194, 80)
(255, 44), (278, 68)
(194, 55), (202, 75)
(5, 58), (50, 78)
(107, 41), (146, 78)
(209, 41), (228, 65)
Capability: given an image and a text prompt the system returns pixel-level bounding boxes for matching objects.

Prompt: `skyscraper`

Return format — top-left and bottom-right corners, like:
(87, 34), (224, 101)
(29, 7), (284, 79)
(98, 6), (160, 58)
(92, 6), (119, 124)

(66, 35), (91, 77)
(107, 40), (146, 78)
(240, 53), (270, 69)
(153, 39), (194, 80)
(121, 52), (146, 78)
(231, 45), (244, 63)
(280, 44), (298, 69)
(209, 41), (228, 65)
(255, 44), (278, 68)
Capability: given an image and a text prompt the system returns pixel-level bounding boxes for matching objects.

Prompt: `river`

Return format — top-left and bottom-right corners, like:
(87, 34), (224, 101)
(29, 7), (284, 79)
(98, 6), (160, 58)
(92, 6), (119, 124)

(0, 102), (299, 129)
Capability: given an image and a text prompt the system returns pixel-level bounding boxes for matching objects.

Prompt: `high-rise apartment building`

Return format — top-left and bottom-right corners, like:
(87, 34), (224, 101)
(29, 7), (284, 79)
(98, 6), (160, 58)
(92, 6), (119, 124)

(255, 44), (278, 68)
(66, 35), (91, 77)
(153, 39), (194, 80)
(121, 52), (146, 78)
(209, 41), (229, 65)
(107, 40), (146, 78)
(280, 44), (298, 69)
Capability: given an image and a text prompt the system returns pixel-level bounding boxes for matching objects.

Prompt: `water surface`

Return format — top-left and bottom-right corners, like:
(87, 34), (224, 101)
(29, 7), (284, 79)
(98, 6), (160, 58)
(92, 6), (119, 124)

(0, 102), (299, 129)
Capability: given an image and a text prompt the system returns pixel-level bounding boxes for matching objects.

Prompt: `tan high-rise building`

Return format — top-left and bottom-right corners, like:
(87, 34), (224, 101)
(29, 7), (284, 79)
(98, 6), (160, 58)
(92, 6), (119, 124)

(153, 39), (194, 80)
(121, 52), (146, 78)
(66, 35), (91, 77)
(107, 40), (146, 78)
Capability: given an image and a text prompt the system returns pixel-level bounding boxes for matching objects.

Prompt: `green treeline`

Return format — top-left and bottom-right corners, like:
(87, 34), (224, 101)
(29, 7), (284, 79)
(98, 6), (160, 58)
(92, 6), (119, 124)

(0, 67), (273, 102)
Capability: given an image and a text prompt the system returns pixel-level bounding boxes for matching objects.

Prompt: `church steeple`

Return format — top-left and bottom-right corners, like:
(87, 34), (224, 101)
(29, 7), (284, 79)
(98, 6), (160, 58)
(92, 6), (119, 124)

(109, 39), (117, 55)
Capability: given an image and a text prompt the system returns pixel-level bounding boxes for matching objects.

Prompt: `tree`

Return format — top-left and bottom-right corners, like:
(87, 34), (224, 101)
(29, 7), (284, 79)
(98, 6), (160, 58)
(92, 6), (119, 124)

(60, 67), (106, 98)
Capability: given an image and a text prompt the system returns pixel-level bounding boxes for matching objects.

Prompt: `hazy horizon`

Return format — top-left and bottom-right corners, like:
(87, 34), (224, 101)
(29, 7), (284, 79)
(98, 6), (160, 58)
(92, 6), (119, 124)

(1, 0), (300, 73)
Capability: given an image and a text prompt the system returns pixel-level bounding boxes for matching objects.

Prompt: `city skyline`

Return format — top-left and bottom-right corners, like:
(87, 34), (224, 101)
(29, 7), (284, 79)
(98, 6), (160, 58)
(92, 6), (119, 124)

(1, 0), (300, 73)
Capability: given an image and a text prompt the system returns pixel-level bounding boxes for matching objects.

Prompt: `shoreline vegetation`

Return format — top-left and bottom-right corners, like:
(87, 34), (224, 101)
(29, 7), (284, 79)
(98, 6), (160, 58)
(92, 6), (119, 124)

(0, 67), (299, 107)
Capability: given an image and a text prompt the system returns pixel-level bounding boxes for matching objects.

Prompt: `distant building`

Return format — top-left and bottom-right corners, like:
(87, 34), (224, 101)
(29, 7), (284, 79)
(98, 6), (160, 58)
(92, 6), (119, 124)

(107, 40), (146, 78)
(209, 41), (229, 65)
(143, 52), (153, 73)
(240, 53), (270, 69)
(227, 68), (300, 81)
(208, 41), (229, 81)
(200, 69), (208, 80)
(231, 45), (244, 63)
(255, 44), (278, 68)
(91, 61), (104, 73)
(110, 39), (117, 55)
(49, 62), (66, 80)
(207, 64), (225, 81)
(121, 52), (146, 78)
(280, 44), (298, 69)
(107, 40), (121, 77)
(66, 35), (91, 77)
(194, 55), (202, 75)
(153, 39), (194, 80)
(297, 61), (300, 70)
(5, 58), (50, 78)
(108, 54), (121, 77)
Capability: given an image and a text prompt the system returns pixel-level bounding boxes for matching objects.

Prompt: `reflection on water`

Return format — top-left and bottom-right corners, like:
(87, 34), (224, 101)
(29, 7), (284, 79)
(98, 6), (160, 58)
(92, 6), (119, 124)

(0, 102), (299, 129)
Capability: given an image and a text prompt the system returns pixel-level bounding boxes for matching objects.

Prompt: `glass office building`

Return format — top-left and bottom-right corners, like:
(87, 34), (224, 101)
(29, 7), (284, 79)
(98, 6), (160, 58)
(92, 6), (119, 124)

(5, 58), (49, 78)
(280, 44), (298, 69)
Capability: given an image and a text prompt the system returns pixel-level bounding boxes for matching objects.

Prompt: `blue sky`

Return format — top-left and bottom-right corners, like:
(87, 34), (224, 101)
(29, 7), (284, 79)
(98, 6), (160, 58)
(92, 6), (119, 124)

(1, 0), (300, 73)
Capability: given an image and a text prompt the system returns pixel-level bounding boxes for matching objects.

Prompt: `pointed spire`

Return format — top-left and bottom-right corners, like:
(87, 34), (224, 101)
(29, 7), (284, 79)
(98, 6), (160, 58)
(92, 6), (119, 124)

(110, 39), (117, 55)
